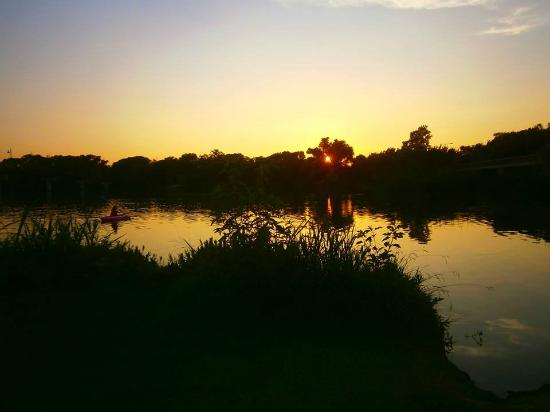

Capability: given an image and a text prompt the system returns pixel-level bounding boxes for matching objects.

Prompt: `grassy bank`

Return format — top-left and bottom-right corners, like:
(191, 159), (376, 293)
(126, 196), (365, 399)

(0, 213), (543, 410)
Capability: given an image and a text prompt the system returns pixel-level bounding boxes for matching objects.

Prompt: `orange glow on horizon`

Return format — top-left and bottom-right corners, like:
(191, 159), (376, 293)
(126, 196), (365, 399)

(324, 155), (332, 164)
(1, 1), (549, 162)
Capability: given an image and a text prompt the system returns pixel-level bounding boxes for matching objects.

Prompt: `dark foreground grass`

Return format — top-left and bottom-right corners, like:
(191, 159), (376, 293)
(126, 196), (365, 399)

(0, 214), (546, 411)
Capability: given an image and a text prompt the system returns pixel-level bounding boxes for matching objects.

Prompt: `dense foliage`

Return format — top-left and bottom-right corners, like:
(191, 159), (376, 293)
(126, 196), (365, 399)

(1, 124), (549, 199)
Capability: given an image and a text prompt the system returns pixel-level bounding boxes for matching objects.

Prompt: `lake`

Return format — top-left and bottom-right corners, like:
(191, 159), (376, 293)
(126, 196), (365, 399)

(2, 195), (550, 396)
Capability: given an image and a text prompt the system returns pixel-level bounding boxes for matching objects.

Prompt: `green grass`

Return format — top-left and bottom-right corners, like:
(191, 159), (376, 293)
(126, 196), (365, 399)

(1, 213), (546, 410)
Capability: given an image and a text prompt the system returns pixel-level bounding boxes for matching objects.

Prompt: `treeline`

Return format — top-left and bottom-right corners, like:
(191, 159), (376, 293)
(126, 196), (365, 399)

(353, 123), (550, 188)
(1, 124), (549, 200)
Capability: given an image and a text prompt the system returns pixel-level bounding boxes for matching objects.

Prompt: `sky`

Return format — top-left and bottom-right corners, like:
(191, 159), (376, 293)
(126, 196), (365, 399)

(1, 0), (549, 162)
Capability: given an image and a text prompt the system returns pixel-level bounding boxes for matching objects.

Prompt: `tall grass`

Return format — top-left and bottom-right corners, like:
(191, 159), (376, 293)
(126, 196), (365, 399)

(166, 209), (449, 349)
(0, 214), (158, 289)
(3, 209), (405, 273)
(11, 215), (112, 248)
(1, 209), (449, 350)
(178, 208), (405, 273)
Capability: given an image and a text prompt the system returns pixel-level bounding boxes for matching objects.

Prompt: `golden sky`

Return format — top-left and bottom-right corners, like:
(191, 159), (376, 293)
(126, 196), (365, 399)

(1, 0), (549, 162)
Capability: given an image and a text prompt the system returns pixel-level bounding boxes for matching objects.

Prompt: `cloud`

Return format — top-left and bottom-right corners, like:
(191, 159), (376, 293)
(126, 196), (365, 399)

(480, 5), (550, 35)
(275, 0), (492, 9)
(485, 318), (550, 346)
(275, 0), (550, 35)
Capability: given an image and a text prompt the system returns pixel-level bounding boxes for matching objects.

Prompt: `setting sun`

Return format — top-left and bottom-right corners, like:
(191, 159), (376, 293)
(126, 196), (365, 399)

(324, 155), (332, 164)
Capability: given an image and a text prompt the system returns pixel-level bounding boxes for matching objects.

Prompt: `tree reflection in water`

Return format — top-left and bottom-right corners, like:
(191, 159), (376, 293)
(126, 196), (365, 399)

(309, 195), (355, 229)
(312, 195), (431, 243)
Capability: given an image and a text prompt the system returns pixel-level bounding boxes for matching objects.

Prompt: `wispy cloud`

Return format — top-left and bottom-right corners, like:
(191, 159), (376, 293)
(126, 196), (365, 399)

(485, 318), (550, 346)
(275, 0), (491, 9)
(276, 0), (550, 35)
(479, 5), (548, 36)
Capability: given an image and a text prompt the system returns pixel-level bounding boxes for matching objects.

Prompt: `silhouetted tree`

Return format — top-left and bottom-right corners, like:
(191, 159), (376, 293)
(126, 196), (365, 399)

(111, 156), (153, 194)
(307, 137), (354, 166)
(402, 125), (432, 151)
(0, 154), (108, 198)
(2, 123), (549, 200)
(256, 151), (308, 194)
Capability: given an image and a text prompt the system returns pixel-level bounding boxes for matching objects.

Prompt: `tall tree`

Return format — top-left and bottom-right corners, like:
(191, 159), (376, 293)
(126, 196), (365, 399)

(402, 125), (432, 151)
(307, 137), (354, 166)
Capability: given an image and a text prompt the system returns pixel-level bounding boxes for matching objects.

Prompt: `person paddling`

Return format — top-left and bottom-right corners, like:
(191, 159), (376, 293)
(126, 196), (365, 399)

(100, 206), (130, 225)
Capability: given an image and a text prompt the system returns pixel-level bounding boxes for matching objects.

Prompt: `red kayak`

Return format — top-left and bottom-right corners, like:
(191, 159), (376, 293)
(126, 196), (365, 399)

(101, 214), (131, 223)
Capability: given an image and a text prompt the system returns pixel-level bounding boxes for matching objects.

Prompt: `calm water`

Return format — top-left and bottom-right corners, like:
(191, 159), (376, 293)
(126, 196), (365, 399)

(2, 196), (550, 396)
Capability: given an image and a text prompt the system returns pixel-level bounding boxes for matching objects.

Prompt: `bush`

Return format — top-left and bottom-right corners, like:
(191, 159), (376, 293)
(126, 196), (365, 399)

(1, 210), (449, 350)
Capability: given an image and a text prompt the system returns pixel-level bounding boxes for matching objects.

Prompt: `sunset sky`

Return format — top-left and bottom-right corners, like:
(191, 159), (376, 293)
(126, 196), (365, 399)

(1, 0), (549, 162)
